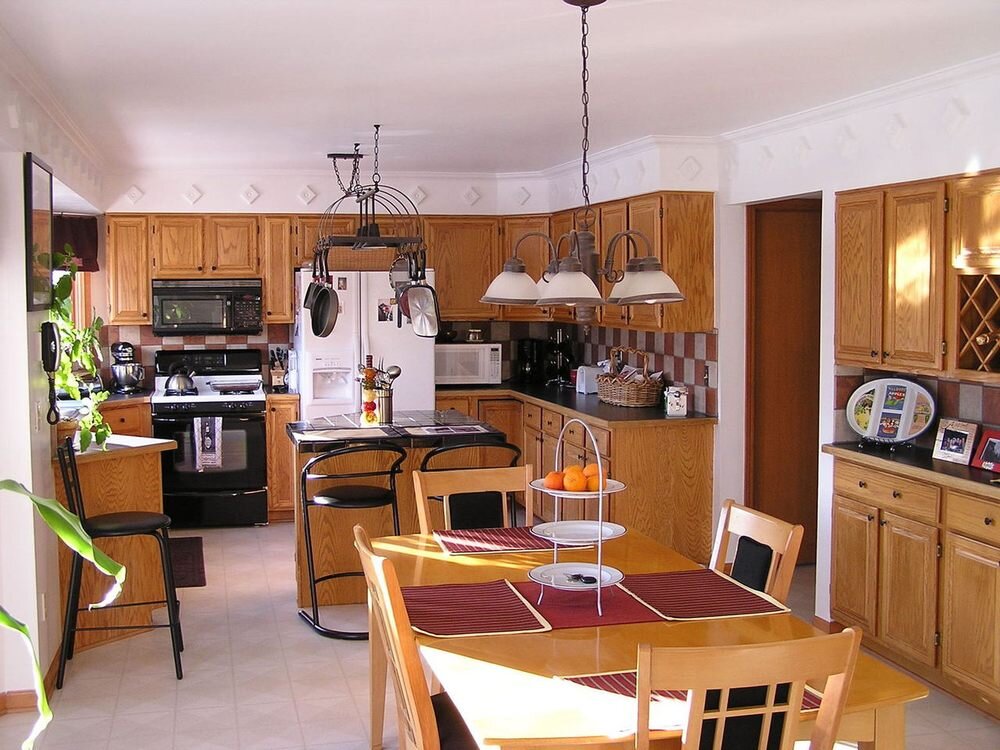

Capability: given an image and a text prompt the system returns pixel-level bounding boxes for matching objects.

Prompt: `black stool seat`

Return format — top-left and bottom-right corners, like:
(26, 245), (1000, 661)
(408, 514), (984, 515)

(86, 511), (172, 537)
(310, 485), (395, 509)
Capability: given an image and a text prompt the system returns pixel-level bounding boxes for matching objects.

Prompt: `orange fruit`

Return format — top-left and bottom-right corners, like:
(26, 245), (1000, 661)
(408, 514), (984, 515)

(564, 464), (585, 476)
(582, 462), (601, 478)
(543, 471), (564, 491)
(586, 474), (608, 492)
(563, 471), (588, 493)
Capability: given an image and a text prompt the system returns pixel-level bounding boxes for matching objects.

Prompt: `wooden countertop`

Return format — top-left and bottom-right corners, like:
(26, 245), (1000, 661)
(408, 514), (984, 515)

(55, 435), (176, 466)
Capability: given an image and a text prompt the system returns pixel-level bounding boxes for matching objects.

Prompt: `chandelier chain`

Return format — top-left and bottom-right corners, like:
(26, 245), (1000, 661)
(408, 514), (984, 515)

(372, 124), (381, 186)
(580, 6), (591, 212)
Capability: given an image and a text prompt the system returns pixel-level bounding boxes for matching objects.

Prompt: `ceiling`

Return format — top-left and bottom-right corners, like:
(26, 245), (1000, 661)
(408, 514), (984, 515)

(3, 0), (999, 174)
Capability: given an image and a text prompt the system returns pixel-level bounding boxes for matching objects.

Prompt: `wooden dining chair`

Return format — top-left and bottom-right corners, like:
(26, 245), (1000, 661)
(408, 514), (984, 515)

(353, 525), (478, 750)
(635, 628), (861, 750)
(709, 499), (804, 603)
(412, 464), (534, 534)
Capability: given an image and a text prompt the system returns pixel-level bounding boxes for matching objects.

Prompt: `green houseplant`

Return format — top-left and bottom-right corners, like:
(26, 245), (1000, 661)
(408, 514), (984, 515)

(51, 244), (110, 451)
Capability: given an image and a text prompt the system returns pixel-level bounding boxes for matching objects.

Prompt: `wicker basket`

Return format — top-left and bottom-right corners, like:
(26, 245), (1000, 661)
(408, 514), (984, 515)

(596, 347), (661, 407)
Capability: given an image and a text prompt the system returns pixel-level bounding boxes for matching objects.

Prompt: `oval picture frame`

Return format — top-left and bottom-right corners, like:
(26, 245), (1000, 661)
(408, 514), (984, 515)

(845, 377), (936, 444)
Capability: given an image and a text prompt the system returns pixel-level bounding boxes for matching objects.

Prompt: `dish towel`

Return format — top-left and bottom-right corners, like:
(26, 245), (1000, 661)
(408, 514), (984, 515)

(194, 417), (223, 472)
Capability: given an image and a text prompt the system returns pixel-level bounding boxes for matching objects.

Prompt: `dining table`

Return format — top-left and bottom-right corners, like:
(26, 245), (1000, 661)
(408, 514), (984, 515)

(368, 529), (928, 750)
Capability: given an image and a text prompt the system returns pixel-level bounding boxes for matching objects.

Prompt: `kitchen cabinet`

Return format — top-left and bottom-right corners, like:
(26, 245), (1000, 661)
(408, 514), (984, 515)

(626, 194), (664, 330)
(151, 215), (205, 278)
(598, 201), (629, 327)
(948, 173), (1000, 272)
(99, 400), (151, 438)
(266, 394), (299, 521)
(206, 215), (258, 276)
(423, 217), (499, 320)
(548, 210), (577, 324)
(499, 216), (552, 322)
(261, 216), (295, 323)
(831, 495), (879, 633)
(834, 182), (945, 370)
(435, 395), (473, 416)
(106, 215), (151, 324)
(661, 192), (715, 333)
(476, 398), (523, 455)
(296, 215), (357, 267)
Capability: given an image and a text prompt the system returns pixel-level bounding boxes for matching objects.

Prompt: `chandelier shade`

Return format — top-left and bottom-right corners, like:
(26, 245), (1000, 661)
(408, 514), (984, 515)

(481, 257), (540, 305)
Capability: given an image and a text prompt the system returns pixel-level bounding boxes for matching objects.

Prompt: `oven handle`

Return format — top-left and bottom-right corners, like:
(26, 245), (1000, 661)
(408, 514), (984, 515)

(153, 414), (265, 423)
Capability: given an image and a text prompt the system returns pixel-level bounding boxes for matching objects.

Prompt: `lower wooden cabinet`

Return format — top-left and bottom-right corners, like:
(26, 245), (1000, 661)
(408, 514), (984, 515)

(266, 394), (299, 521)
(435, 395), (473, 416)
(831, 495), (878, 633)
(99, 399), (151, 438)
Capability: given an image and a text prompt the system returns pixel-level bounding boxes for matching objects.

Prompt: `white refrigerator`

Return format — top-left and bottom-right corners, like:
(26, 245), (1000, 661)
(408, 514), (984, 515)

(293, 269), (436, 420)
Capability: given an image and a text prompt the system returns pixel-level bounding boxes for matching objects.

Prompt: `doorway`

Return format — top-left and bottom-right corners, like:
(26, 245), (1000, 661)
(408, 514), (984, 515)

(746, 198), (822, 563)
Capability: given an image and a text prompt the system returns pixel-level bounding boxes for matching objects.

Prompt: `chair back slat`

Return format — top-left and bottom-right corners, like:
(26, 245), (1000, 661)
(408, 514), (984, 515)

(301, 441), (407, 503)
(412, 465), (534, 533)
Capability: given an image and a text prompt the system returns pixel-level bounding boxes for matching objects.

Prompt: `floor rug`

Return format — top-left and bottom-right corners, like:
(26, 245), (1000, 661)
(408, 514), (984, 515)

(169, 536), (206, 588)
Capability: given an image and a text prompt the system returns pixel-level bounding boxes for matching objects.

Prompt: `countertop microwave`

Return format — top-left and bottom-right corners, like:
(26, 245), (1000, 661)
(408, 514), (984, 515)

(435, 343), (502, 385)
(152, 279), (262, 336)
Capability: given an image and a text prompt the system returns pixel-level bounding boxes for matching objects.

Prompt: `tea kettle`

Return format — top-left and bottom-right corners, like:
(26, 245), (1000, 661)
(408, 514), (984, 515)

(164, 363), (196, 393)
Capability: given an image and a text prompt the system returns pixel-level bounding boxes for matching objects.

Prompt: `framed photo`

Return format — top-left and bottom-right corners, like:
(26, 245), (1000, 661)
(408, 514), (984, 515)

(932, 419), (978, 465)
(971, 428), (1000, 472)
(24, 153), (54, 311)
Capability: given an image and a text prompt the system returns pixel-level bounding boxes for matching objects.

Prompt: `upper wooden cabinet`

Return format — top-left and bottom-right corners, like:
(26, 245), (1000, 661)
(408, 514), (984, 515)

(949, 173), (1000, 271)
(835, 182), (945, 370)
(598, 201), (629, 328)
(625, 195), (664, 331)
(548, 210), (577, 324)
(499, 215), (552, 322)
(261, 216), (295, 323)
(151, 215), (204, 278)
(661, 192), (714, 333)
(423, 217), (499, 320)
(107, 215), (151, 324)
(206, 215), (258, 276)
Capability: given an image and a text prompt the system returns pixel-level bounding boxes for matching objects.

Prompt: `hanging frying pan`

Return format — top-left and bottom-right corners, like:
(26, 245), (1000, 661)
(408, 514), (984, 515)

(396, 249), (440, 338)
(310, 249), (340, 337)
(303, 251), (323, 310)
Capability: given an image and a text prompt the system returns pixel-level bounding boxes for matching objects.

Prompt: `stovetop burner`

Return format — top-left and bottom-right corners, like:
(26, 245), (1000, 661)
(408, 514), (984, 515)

(164, 387), (199, 397)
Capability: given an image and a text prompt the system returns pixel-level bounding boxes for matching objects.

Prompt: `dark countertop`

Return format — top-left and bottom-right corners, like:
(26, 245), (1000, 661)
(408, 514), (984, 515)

(438, 381), (714, 425)
(286, 409), (506, 452)
(103, 390), (152, 403)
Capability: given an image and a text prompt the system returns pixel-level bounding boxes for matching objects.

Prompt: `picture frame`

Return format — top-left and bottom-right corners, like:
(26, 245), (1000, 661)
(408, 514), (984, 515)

(971, 428), (1000, 472)
(845, 377), (936, 444)
(24, 152), (54, 311)
(931, 419), (979, 465)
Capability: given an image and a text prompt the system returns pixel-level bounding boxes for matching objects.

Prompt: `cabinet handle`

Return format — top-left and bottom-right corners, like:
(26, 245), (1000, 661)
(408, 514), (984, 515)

(986, 517), (995, 526)
(867, 514), (875, 522)
(858, 480), (867, 488)
(883, 351), (890, 358)
(270, 407), (276, 413)
(267, 311), (272, 316)
(879, 519), (888, 527)
(892, 490), (902, 498)
(142, 312), (148, 318)
(870, 350), (878, 358)
(198, 266), (203, 271)
(211, 265), (217, 271)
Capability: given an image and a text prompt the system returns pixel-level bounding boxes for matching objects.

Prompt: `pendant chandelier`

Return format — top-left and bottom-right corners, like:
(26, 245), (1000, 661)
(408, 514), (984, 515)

(481, 0), (683, 320)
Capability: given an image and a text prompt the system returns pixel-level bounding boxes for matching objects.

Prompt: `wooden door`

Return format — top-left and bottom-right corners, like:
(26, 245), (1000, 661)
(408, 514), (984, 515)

(477, 398), (524, 454)
(548, 210), (577, 324)
(878, 511), (939, 666)
(746, 199), (821, 562)
(834, 190), (884, 366)
(942, 533), (1000, 694)
(107, 215), (151, 324)
(499, 216), (552, 321)
(522, 424), (543, 523)
(266, 396), (299, 516)
(883, 182), (945, 369)
(598, 201), (629, 327)
(626, 194), (664, 330)
(831, 495), (878, 633)
(207, 215), (258, 276)
(152, 215), (204, 277)
(661, 192), (714, 332)
(948, 173), (1000, 271)
(423, 217), (499, 320)
(261, 216), (295, 323)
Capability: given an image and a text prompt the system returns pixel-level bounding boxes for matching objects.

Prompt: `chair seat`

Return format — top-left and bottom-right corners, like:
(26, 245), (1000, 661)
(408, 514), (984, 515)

(310, 485), (394, 509)
(431, 691), (478, 750)
(86, 511), (172, 537)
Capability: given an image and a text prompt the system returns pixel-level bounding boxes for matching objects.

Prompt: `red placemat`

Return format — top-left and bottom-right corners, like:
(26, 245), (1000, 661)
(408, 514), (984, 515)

(510, 582), (662, 629)
(563, 670), (822, 711)
(620, 569), (789, 620)
(433, 526), (559, 555)
(401, 579), (550, 638)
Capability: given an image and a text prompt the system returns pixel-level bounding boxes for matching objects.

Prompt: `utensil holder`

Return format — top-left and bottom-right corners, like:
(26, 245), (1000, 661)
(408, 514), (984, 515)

(376, 390), (393, 425)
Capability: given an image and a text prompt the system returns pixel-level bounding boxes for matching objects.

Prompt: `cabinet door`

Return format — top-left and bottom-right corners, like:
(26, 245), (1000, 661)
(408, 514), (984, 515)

(499, 216), (552, 321)
(548, 210), (577, 324)
(296, 215), (353, 267)
(207, 215), (259, 276)
(834, 190), (884, 366)
(949, 174), (1000, 271)
(266, 397), (299, 513)
(477, 398), (523, 454)
(539, 432), (560, 522)
(152, 215), (204, 277)
(626, 195), (664, 330)
(435, 395), (473, 416)
(522, 425), (544, 522)
(661, 192), (714, 333)
(107, 215), (151, 324)
(831, 495), (878, 633)
(261, 216), (295, 323)
(424, 217), (499, 320)
(883, 182), (945, 369)
(599, 201), (629, 327)
(942, 533), (1000, 694)
(561, 442), (589, 521)
(878, 511), (939, 666)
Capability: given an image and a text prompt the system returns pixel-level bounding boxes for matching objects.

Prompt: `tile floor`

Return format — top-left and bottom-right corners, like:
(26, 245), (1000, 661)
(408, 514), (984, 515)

(0, 526), (996, 749)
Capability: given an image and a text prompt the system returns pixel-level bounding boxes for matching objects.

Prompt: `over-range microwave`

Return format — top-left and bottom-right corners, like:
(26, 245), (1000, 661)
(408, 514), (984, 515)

(435, 343), (503, 385)
(151, 279), (263, 336)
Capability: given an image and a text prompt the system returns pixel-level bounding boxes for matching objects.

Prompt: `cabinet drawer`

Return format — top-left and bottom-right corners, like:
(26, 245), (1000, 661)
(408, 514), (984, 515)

(834, 461), (940, 524)
(946, 491), (1000, 547)
(524, 403), (542, 431)
(100, 403), (148, 436)
(563, 420), (611, 456)
(542, 409), (563, 437)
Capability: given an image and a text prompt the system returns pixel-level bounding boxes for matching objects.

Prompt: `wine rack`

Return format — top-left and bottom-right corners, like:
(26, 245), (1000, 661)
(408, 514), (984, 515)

(957, 273), (1000, 372)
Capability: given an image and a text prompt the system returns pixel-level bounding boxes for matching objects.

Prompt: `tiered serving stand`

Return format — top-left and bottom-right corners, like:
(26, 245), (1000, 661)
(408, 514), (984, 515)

(527, 419), (627, 615)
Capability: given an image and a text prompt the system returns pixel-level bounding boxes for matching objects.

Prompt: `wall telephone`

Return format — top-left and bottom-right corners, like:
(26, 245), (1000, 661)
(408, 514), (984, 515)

(41, 321), (61, 425)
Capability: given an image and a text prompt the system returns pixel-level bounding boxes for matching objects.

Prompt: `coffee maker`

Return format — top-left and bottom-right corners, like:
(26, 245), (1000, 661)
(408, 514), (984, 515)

(515, 339), (548, 384)
(109, 341), (145, 394)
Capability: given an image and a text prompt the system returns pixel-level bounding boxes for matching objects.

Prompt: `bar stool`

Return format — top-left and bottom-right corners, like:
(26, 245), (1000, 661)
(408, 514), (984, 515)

(299, 441), (407, 639)
(55, 437), (183, 688)
(419, 441), (522, 529)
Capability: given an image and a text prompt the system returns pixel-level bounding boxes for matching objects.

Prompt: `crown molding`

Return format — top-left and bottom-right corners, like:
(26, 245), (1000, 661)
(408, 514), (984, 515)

(540, 134), (720, 178)
(721, 52), (1000, 145)
(0, 23), (105, 170)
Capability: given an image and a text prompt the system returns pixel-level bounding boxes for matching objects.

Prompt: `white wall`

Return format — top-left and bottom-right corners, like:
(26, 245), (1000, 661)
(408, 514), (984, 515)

(719, 55), (1000, 620)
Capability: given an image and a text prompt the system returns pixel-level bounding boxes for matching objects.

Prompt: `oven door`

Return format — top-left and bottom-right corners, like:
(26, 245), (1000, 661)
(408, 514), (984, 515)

(153, 413), (268, 526)
(152, 291), (232, 336)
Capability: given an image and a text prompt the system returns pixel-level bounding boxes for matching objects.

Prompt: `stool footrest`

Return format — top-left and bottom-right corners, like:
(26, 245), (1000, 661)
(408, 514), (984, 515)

(297, 610), (369, 640)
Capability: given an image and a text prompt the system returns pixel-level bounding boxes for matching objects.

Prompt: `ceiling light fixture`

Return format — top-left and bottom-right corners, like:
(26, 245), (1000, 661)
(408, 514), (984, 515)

(482, 0), (683, 321)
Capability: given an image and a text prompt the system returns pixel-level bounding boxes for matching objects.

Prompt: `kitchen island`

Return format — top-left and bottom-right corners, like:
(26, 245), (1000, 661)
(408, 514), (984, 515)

(286, 410), (507, 606)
